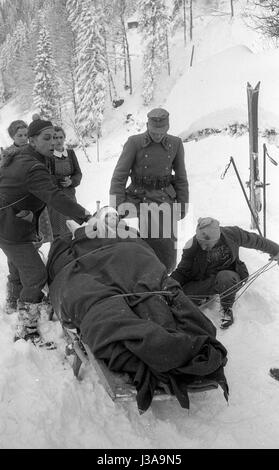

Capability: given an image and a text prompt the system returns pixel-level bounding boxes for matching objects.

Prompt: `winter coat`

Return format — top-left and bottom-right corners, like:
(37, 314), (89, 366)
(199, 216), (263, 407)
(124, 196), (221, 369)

(171, 226), (279, 286)
(0, 144), (88, 243)
(109, 131), (189, 214)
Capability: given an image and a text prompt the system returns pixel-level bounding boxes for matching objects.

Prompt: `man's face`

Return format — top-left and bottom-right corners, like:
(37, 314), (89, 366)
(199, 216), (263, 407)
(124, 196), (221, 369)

(30, 128), (55, 157)
(54, 130), (65, 151)
(13, 127), (28, 147)
(147, 125), (168, 143)
(197, 237), (220, 251)
(104, 212), (119, 228)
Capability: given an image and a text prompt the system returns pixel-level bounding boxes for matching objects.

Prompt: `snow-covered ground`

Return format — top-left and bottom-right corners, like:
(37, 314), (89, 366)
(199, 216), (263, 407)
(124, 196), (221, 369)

(1, 6), (279, 449)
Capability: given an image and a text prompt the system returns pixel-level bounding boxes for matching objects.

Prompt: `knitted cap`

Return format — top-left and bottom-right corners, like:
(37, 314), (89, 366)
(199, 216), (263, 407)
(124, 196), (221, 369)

(147, 108), (169, 131)
(27, 114), (53, 138)
(196, 217), (221, 241)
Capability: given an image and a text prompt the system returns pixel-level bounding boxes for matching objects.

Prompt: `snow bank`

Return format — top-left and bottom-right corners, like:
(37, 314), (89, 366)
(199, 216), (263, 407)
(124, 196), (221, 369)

(166, 45), (279, 140)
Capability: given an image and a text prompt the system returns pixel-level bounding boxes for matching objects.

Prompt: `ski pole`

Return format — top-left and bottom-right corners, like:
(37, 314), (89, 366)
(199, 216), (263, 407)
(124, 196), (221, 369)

(263, 144), (266, 237)
(229, 157), (263, 237)
(262, 143), (277, 237)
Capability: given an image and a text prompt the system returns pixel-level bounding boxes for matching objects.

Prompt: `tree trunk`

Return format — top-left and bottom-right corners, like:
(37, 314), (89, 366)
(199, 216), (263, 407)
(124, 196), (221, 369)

(104, 34), (117, 101)
(123, 36), (127, 89)
(189, 0), (193, 41)
(230, 0), (234, 18)
(121, 14), (133, 94)
(165, 30), (170, 76)
(183, 0), (186, 47)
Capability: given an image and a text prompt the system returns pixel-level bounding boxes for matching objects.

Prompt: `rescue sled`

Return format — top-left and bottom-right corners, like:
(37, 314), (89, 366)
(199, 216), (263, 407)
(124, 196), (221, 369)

(62, 326), (220, 405)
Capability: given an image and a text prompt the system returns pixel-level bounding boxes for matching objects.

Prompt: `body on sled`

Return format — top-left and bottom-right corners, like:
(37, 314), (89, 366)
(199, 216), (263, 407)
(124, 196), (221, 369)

(62, 324), (221, 408)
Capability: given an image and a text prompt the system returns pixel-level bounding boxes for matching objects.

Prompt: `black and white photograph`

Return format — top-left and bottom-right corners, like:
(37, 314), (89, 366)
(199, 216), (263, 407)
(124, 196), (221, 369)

(0, 0), (279, 451)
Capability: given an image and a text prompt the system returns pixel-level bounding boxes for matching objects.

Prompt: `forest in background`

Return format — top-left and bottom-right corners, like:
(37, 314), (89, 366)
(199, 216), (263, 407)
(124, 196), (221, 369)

(0, 0), (277, 142)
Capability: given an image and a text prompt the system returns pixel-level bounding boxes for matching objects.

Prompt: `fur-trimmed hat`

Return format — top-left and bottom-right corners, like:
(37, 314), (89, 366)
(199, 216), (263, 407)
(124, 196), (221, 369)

(27, 114), (53, 138)
(196, 217), (221, 241)
(147, 108), (169, 132)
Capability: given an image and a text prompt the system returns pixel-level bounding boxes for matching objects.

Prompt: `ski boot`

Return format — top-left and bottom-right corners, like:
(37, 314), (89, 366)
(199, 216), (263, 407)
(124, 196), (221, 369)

(14, 301), (56, 349)
(269, 368), (279, 381)
(220, 307), (234, 329)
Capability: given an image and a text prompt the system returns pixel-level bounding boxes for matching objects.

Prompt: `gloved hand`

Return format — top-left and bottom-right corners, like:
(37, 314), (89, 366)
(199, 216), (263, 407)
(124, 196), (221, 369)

(83, 211), (93, 223)
(60, 176), (72, 188)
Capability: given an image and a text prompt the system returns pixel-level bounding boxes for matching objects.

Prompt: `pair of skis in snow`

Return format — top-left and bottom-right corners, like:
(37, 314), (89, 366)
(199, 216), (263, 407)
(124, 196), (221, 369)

(246, 82), (278, 237)
(222, 82), (277, 237)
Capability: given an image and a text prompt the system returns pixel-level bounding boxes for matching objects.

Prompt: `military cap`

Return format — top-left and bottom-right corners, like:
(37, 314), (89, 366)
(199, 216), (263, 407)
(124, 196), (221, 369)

(147, 108), (169, 131)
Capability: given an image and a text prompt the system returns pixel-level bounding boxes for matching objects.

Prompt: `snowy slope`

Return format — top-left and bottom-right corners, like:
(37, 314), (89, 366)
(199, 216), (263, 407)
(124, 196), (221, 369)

(1, 6), (279, 449)
(166, 45), (279, 140)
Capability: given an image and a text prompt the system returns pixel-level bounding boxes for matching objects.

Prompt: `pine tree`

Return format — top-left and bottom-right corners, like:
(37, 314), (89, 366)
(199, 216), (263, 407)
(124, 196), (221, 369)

(138, 0), (170, 105)
(32, 20), (61, 122)
(67, 0), (107, 139)
(45, 0), (76, 117)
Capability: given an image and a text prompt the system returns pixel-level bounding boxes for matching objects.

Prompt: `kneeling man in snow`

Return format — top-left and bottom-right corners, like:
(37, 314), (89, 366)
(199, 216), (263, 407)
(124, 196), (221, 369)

(171, 217), (279, 329)
(46, 207), (229, 414)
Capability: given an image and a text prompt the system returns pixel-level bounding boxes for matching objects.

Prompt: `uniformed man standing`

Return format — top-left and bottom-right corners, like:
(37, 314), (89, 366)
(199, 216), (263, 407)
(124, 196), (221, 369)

(109, 108), (189, 272)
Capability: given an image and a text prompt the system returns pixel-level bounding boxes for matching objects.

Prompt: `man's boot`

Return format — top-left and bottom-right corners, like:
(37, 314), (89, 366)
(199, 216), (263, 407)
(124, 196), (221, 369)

(14, 301), (41, 342)
(14, 301), (56, 349)
(269, 368), (279, 381)
(220, 306), (234, 329)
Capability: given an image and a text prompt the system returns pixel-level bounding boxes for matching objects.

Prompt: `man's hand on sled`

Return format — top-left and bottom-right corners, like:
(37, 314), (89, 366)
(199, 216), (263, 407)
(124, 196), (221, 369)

(270, 252), (279, 265)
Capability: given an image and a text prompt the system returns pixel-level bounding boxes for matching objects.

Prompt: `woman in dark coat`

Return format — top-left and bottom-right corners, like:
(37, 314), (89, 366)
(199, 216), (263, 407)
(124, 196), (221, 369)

(47, 126), (82, 238)
(0, 116), (92, 344)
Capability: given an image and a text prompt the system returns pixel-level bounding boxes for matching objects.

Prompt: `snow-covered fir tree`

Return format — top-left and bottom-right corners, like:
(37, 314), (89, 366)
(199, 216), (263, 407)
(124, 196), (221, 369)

(67, 0), (107, 139)
(0, 19), (28, 76)
(45, 0), (77, 117)
(32, 20), (61, 122)
(138, 0), (170, 105)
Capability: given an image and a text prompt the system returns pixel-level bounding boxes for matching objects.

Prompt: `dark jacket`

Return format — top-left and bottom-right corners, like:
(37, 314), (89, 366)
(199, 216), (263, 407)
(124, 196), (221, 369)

(171, 226), (279, 285)
(109, 131), (189, 210)
(48, 149), (82, 188)
(0, 144), (88, 243)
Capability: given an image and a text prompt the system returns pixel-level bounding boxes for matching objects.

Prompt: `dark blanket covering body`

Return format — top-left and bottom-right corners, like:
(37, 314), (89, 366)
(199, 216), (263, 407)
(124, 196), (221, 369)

(47, 229), (228, 412)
